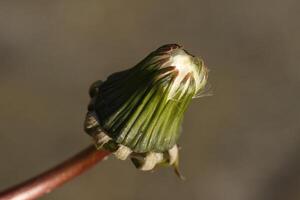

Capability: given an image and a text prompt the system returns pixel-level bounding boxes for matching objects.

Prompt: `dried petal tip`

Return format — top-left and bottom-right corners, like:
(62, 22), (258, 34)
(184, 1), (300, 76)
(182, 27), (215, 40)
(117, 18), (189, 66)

(84, 44), (209, 177)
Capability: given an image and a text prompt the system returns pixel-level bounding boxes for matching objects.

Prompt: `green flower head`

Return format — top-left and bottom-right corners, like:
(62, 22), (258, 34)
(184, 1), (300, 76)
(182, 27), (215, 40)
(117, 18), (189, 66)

(85, 44), (208, 177)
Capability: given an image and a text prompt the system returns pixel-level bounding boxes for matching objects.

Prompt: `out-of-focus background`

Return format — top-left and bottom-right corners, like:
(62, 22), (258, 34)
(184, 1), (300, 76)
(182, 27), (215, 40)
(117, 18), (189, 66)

(0, 1), (299, 200)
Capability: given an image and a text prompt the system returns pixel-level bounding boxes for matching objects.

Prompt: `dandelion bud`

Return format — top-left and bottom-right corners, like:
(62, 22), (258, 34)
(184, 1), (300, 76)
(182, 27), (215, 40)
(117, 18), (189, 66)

(84, 44), (208, 177)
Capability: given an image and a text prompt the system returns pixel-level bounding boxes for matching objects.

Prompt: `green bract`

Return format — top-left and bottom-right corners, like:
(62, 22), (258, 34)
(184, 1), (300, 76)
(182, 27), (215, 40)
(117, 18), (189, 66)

(85, 44), (208, 176)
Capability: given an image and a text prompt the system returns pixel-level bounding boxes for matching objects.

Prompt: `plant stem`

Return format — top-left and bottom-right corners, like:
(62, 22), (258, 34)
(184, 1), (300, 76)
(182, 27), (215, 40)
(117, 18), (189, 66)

(0, 145), (110, 200)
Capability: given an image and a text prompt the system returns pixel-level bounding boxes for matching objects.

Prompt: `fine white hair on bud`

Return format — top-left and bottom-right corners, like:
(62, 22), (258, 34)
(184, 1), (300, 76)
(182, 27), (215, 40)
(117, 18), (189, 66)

(84, 44), (209, 177)
(163, 48), (206, 100)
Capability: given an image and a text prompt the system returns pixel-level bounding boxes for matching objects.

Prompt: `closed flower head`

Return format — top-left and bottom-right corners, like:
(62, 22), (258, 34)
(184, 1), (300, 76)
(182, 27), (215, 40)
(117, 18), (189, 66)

(84, 44), (209, 177)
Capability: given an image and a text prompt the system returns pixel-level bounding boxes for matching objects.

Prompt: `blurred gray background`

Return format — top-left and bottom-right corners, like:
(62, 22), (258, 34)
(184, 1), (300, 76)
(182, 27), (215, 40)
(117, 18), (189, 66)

(0, 1), (299, 200)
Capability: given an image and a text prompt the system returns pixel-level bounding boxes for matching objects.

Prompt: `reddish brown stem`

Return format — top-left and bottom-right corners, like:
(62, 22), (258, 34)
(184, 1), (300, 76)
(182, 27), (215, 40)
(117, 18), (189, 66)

(0, 145), (110, 200)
